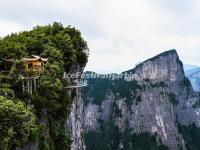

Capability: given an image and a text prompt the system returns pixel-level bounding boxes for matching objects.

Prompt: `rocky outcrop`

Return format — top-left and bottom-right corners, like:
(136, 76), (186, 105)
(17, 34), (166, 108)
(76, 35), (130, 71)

(66, 88), (86, 150)
(84, 93), (115, 131)
(83, 50), (200, 150)
(66, 64), (86, 150)
(126, 49), (185, 81)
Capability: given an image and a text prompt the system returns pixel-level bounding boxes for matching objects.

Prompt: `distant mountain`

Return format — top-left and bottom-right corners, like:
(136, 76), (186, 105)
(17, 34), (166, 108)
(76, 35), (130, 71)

(184, 64), (200, 92)
(186, 68), (200, 76)
(187, 70), (200, 92)
(184, 64), (199, 71)
(185, 68), (200, 76)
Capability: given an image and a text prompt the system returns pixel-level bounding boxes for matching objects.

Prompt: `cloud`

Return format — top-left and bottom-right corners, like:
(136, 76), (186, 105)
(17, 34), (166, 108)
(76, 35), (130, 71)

(0, 0), (200, 73)
(0, 20), (30, 36)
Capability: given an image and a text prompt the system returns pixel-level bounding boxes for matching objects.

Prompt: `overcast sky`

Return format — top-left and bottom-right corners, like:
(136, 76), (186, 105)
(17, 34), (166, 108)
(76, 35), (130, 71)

(0, 0), (200, 73)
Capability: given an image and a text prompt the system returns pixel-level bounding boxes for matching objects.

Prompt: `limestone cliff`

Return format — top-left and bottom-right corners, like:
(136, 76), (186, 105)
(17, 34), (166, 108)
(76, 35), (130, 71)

(66, 64), (86, 150)
(83, 50), (200, 150)
(66, 88), (85, 150)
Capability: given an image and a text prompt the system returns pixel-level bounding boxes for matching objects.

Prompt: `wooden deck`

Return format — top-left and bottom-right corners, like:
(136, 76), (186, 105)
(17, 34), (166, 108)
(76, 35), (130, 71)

(64, 81), (87, 89)
(64, 84), (87, 89)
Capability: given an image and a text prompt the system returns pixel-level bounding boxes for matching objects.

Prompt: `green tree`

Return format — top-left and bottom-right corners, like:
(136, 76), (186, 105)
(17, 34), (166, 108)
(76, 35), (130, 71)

(0, 96), (36, 150)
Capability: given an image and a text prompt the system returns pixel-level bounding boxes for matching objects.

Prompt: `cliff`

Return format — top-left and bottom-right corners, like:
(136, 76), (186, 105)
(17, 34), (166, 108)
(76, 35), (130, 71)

(66, 64), (86, 150)
(66, 88), (85, 150)
(0, 23), (88, 150)
(83, 50), (200, 150)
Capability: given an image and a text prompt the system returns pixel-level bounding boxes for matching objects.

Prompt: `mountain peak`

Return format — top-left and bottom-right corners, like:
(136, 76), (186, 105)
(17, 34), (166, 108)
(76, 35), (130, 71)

(126, 49), (184, 81)
(139, 49), (179, 66)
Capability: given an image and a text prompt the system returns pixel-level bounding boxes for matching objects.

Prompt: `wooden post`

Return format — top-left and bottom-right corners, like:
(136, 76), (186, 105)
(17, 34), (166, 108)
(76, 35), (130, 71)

(30, 78), (32, 95)
(27, 78), (29, 94)
(34, 77), (37, 93)
(22, 79), (25, 93)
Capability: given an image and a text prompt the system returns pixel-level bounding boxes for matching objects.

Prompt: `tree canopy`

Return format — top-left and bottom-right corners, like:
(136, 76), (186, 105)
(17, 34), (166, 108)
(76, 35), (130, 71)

(0, 96), (36, 149)
(0, 22), (88, 72)
(0, 22), (89, 150)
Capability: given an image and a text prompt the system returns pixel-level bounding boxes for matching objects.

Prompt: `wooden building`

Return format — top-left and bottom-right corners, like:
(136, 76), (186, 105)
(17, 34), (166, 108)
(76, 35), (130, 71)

(23, 55), (48, 72)
(0, 55), (48, 73)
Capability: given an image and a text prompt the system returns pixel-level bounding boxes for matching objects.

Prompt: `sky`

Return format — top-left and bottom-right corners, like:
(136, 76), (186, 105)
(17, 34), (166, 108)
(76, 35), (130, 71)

(0, 0), (200, 73)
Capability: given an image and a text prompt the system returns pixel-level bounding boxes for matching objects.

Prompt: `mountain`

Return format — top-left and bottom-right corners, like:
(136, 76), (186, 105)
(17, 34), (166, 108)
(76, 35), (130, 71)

(185, 67), (200, 77)
(183, 64), (200, 92)
(187, 70), (200, 92)
(184, 64), (200, 92)
(83, 50), (200, 150)
(184, 64), (199, 72)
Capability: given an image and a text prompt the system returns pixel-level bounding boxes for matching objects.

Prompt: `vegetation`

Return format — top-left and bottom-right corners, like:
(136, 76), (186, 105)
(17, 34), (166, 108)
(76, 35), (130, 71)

(113, 79), (142, 104)
(0, 22), (88, 71)
(0, 74), (14, 97)
(85, 121), (121, 150)
(179, 77), (192, 94)
(83, 78), (113, 105)
(0, 96), (36, 149)
(150, 81), (168, 88)
(0, 22), (88, 149)
(131, 133), (169, 150)
(85, 121), (169, 150)
(168, 93), (178, 106)
(178, 123), (200, 150)
(83, 77), (142, 105)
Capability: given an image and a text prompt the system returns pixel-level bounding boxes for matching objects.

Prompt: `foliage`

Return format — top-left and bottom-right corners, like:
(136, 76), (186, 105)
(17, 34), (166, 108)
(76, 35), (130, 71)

(85, 121), (121, 150)
(83, 78), (113, 105)
(168, 93), (178, 106)
(85, 121), (169, 150)
(0, 22), (88, 71)
(0, 22), (89, 149)
(112, 101), (122, 118)
(178, 123), (200, 150)
(83, 77), (142, 105)
(41, 46), (64, 78)
(151, 81), (168, 88)
(179, 77), (192, 94)
(131, 133), (169, 150)
(10, 60), (26, 77)
(0, 73), (14, 98)
(180, 77), (191, 88)
(54, 129), (71, 150)
(85, 131), (107, 150)
(0, 96), (36, 149)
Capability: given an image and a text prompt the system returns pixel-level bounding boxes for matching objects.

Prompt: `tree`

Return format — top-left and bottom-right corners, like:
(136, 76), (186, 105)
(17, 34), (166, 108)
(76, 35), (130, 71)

(0, 96), (36, 150)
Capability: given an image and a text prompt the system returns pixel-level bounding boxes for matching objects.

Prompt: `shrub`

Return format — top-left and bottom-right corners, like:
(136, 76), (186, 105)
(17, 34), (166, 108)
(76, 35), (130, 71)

(178, 123), (200, 150)
(168, 93), (178, 106)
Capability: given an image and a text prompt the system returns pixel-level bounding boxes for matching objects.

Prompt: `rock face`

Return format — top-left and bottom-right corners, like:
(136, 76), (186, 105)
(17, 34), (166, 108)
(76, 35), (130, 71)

(127, 50), (185, 82)
(83, 50), (200, 150)
(66, 64), (86, 150)
(66, 88), (86, 150)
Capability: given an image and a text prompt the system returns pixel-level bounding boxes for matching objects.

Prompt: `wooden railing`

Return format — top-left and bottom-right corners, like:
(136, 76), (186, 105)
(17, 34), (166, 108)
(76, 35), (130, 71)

(64, 79), (87, 89)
